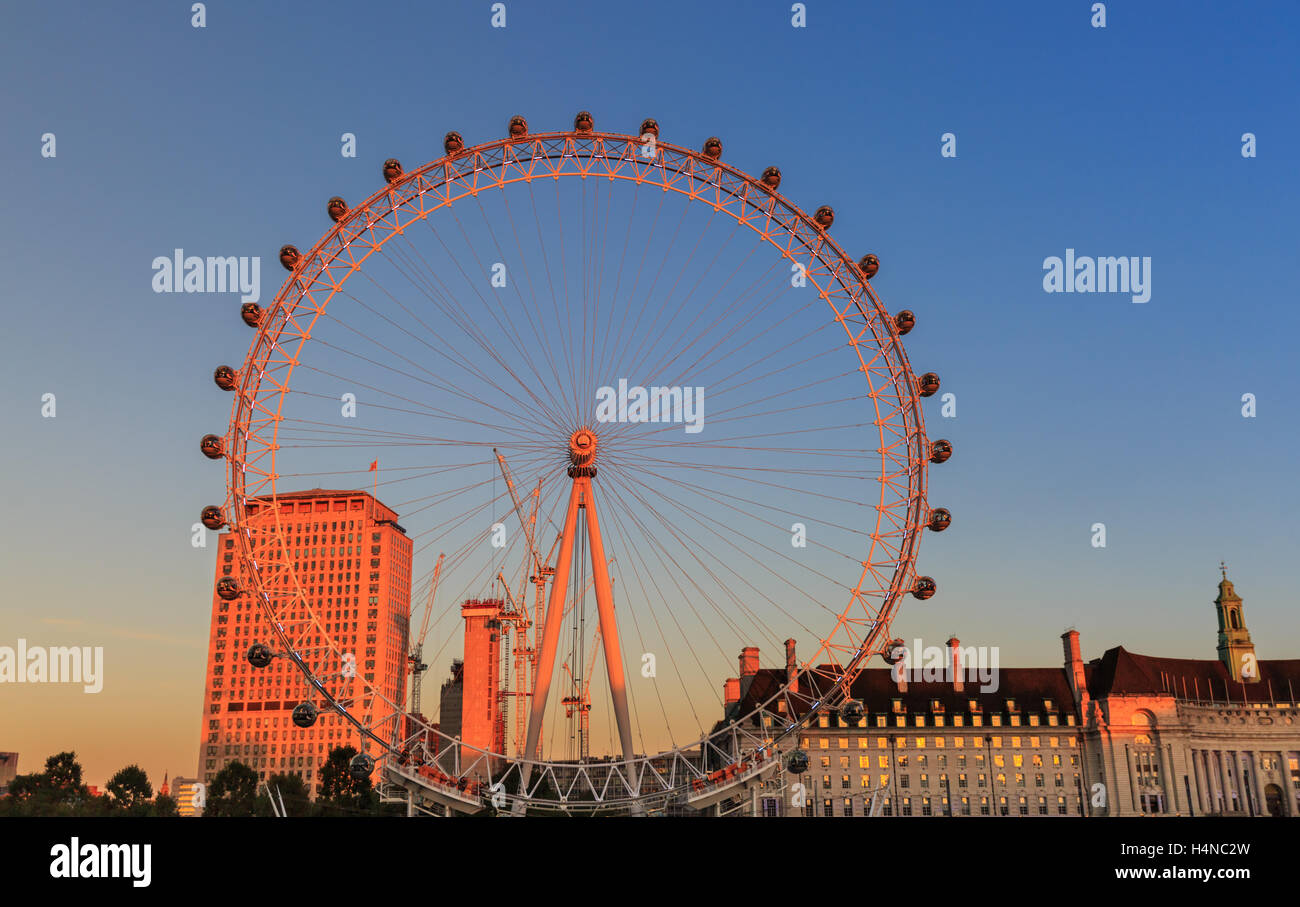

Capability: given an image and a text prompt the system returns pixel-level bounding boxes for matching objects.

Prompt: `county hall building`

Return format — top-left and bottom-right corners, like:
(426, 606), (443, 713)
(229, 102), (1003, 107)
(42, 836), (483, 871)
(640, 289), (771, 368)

(723, 571), (1300, 817)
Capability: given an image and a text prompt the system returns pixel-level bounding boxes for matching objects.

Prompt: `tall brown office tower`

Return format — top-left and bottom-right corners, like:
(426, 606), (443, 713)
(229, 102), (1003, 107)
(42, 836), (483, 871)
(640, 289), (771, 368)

(197, 489), (412, 797)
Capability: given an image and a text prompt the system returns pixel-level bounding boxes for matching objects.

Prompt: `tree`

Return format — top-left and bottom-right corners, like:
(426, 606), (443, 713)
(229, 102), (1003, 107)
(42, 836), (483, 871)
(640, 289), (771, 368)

(0, 773), (47, 816)
(45, 751), (84, 790)
(42, 752), (90, 813)
(205, 761), (259, 817)
(106, 764), (153, 812)
(0, 752), (90, 816)
(151, 793), (179, 817)
(256, 773), (311, 817)
(318, 746), (378, 813)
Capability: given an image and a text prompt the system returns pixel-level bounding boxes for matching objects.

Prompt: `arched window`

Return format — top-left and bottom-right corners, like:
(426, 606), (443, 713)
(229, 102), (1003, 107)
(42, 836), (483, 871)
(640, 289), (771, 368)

(1230, 610), (1241, 630)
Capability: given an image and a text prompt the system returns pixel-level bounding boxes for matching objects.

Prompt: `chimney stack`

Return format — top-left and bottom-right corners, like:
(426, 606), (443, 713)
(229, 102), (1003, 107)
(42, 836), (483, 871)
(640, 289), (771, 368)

(1061, 629), (1089, 715)
(785, 638), (798, 695)
(739, 646), (760, 678)
(947, 636), (963, 693)
(724, 677), (741, 709)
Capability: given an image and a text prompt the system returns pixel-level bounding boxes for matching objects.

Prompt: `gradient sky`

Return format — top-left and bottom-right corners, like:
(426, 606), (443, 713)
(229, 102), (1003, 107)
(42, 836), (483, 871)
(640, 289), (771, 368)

(2, 0), (1297, 786)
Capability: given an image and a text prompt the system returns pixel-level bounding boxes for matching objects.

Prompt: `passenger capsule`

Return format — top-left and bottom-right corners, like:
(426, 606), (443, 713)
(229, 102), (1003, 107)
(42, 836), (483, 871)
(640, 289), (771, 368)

(859, 253), (880, 279)
(786, 749), (810, 775)
(912, 576), (937, 600)
(918, 372), (941, 397)
(240, 302), (263, 327)
(200, 505), (226, 530)
(382, 158), (403, 183)
(327, 197), (348, 222)
(200, 434), (225, 459)
(444, 131), (465, 155)
(216, 576), (240, 601)
(894, 310), (915, 335)
(639, 118), (660, 139)
(279, 245), (300, 271)
(292, 702), (319, 728)
(213, 365), (238, 391)
(881, 638), (907, 664)
(930, 439), (953, 464)
(702, 136), (723, 160)
(840, 699), (865, 725)
(573, 111), (594, 133)
(246, 643), (274, 668)
(349, 752), (375, 780)
(814, 206), (835, 230)
(928, 508), (952, 532)
(761, 166), (782, 190)
(508, 115), (528, 137)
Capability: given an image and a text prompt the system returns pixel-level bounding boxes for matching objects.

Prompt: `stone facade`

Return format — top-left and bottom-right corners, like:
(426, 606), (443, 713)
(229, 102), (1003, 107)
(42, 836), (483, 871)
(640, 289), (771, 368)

(723, 572), (1299, 817)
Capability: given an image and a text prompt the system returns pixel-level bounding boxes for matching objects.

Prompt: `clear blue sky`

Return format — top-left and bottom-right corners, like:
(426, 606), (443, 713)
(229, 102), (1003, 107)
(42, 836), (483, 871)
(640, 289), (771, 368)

(2, 0), (1297, 782)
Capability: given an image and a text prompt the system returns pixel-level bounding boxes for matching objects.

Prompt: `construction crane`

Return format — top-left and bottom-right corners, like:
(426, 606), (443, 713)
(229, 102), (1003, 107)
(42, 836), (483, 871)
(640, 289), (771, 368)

(561, 626), (601, 761)
(495, 568), (529, 758)
(559, 573), (613, 761)
(407, 552), (445, 719)
(494, 449), (557, 758)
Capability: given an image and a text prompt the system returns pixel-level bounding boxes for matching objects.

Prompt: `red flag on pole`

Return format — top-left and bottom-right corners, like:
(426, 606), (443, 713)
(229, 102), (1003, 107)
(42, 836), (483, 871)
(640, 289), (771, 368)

(368, 460), (378, 472)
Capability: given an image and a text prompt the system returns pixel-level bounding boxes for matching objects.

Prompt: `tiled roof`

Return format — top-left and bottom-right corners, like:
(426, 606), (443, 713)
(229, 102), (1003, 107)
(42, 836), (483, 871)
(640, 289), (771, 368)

(1086, 646), (1300, 703)
(725, 665), (1078, 726)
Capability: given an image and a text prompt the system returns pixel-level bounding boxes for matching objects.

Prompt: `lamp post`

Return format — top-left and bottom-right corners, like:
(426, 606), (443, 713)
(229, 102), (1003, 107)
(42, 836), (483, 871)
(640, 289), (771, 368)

(985, 734), (998, 816)
(889, 735), (899, 817)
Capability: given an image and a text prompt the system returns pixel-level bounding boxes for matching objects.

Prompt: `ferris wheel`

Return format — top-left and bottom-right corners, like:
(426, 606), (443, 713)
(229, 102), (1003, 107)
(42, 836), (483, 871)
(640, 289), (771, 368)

(199, 112), (952, 814)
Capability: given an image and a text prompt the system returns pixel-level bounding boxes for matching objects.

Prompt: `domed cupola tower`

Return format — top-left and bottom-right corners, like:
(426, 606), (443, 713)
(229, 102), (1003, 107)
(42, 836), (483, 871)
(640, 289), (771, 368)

(1215, 564), (1258, 683)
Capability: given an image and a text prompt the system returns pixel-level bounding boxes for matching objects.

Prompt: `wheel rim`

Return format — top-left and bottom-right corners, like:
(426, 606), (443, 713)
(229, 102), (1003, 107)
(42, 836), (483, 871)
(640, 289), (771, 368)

(216, 128), (934, 812)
